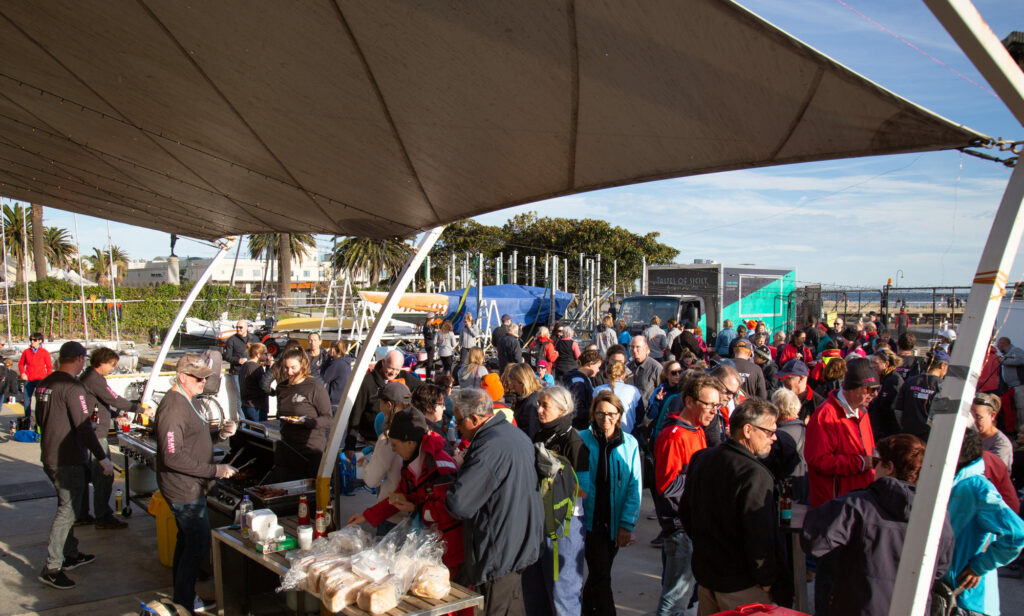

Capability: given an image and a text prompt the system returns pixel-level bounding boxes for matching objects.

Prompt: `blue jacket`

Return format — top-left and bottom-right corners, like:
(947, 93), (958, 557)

(945, 457), (1024, 615)
(446, 414), (544, 585)
(578, 426), (642, 540)
(714, 327), (736, 356)
(592, 382), (643, 434)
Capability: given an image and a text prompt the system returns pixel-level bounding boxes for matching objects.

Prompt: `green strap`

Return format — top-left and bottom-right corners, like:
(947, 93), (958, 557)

(552, 537), (560, 581)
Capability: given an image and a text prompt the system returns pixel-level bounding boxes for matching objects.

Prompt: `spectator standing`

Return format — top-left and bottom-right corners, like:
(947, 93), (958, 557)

(777, 360), (822, 421)
(222, 319), (257, 377)
(19, 331), (53, 428)
(997, 336), (1024, 421)
(946, 430), (1024, 615)
(459, 314), (482, 367)
(537, 361), (555, 387)
(261, 348), (333, 481)
(777, 330), (813, 367)
(627, 336), (663, 404)
(36, 342), (116, 590)
(595, 315), (618, 358)
(154, 354), (238, 610)
(496, 323), (524, 374)
(562, 350), (603, 429)
(491, 314), (512, 349)
(528, 326), (559, 370)
(644, 317), (668, 361)
(616, 319), (632, 353)
(362, 382), (412, 534)
(730, 339), (768, 400)
(753, 344), (780, 395)
(681, 399), (784, 615)
(805, 357), (878, 614)
(727, 325), (748, 356)
(321, 341), (352, 408)
(579, 390), (642, 616)
(713, 320), (736, 357)
(238, 343), (270, 421)
(523, 386), (591, 616)
(814, 355), (846, 396)
(972, 393), (1013, 471)
(593, 361), (643, 435)
(894, 350), (948, 442)
(349, 349), (422, 448)
(306, 332), (325, 378)
(447, 389), (544, 616)
(507, 363), (544, 439)
(652, 374), (722, 616)
(664, 319), (681, 357)
(894, 332), (926, 381)
(645, 360), (684, 449)
(554, 326), (582, 380)
(670, 321), (703, 361)
(772, 388), (807, 504)
(800, 434), (954, 616)
(867, 349), (903, 440)
(434, 321), (457, 376)
(422, 312), (439, 379)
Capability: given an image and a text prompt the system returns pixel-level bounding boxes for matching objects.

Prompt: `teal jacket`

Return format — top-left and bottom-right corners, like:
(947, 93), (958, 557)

(945, 457), (1024, 615)
(578, 426), (643, 541)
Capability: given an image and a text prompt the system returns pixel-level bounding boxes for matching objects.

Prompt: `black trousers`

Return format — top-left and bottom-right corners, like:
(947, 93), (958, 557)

(424, 346), (435, 379)
(441, 355), (455, 376)
(479, 571), (525, 616)
(582, 528), (619, 616)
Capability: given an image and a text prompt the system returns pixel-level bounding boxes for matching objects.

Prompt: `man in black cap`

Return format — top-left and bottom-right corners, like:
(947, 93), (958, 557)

(491, 313), (513, 349)
(731, 339), (767, 400)
(752, 341), (780, 395)
(156, 354), (238, 613)
(894, 349), (949, 442)
(350, 349), (422, 449)
(36, 341), (114, 589)
(777, 359), (823, 421)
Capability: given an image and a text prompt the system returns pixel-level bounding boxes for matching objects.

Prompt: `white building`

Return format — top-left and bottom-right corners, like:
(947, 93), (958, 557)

(122, 257), (180, 287)
(124, 254), (338, 292)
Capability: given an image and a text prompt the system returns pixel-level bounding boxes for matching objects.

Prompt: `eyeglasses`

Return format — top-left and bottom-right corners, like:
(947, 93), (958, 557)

(594, 412), (621, 420)
(695, 399), (723, 411)
(721, 388), (739, 399)
(752, 424), (777, 438)
(864, 386), (880, 394)
(189, 374), (208, 382)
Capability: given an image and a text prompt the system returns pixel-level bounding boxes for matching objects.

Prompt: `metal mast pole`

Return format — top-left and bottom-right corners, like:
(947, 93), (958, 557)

(891, 2), (1024, 614)
(0, 206), (11, 343)
(476, 253), (483, 321)
(72, 215), (89, 344)
(21, 206), (30, 340)
(105, 221), (121, 345)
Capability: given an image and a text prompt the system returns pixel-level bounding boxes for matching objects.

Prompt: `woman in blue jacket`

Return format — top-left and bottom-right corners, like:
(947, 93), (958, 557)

(946, 429), (1024, 616)
(579, 390), (643, 616)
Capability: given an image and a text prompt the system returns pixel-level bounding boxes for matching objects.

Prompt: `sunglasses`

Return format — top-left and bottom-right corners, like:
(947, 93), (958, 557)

(669, 369), (683, 375)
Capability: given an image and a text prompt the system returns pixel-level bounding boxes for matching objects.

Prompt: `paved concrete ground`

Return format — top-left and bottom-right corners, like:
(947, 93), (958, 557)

(2, 401), (1022, 615)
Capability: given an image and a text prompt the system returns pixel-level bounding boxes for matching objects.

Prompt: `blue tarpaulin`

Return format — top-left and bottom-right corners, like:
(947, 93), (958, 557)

(441, 285), (573, 331)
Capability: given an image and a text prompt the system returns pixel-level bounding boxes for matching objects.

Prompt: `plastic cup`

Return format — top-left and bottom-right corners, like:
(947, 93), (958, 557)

(297, 525), (313, 550)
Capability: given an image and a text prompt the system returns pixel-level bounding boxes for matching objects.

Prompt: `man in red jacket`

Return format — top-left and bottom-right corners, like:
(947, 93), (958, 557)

(19, 332), (53, 429)
(805, 357), (878, 613)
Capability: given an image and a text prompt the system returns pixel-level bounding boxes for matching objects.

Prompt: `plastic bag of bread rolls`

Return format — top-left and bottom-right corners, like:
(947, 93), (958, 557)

(410, 564), (450, 600)
(358, 577), (401, 614)
(322, 569), (369, 612)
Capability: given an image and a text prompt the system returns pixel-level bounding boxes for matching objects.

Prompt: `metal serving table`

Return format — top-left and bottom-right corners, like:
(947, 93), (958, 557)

(211, 523), (484, 616)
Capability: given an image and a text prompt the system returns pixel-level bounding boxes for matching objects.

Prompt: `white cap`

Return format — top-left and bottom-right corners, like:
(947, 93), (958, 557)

(940, 328), (957, 341)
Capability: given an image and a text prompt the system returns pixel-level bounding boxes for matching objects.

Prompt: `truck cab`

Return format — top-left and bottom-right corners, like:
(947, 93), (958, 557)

(618, 295), (705, 336)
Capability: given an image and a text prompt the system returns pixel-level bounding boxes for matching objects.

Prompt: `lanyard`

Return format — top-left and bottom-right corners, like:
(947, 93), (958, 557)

(172, 382), (207, 424)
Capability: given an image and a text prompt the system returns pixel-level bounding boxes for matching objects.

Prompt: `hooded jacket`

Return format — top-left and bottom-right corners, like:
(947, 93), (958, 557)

(579, 425), (642, 540)
(446, 414), (544, 585)
(805, 391), (876, 508)
(945, 457), (1024, 615)
(801, 477), (954, 616)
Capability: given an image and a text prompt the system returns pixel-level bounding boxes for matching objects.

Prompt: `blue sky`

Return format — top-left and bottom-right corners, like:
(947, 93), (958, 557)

(15, 0), (1024, 288)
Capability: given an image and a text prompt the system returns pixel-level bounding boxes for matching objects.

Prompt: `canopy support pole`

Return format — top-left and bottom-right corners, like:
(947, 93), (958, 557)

(315, 226), (445, 508)
(141, 236), (237, 407)
(892, 4), (1024, 613)
(1, 208), (12, 344)
(106, 221), (121, 346)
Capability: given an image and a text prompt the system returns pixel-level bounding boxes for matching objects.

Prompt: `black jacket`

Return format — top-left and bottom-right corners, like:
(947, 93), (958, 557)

(37, 371), (107, 468)
(155, 387), (222, 504)
(560, 369), (595, 429)
(238, 361), (269, 412)
(514, 390), (541, 439)
(446, 414), (544, 585)
(496, 334), (523, 374)
(798, 387), (824, 422)
(895, 372), (941, 441)
(534, 413), (589, 474)
(670, 330), (703, 360)
(223, 332), (257, 374)
(80, 366), (142, 435)
(350, 364), (422, 446)
(732, 357), (768, 400)
(800, 477), (954, 616)
(868, 370), (903, 440)
(321, 356), (352, 406)
(681, 440), (782, 593)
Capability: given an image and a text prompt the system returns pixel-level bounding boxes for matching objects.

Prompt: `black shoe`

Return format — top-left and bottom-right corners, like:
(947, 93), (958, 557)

(62, 553), (95, 570)
(73, 514), (95, 527)
(38, 569), (75, 589)
(95, 517), (128, 530)
(649, 534), (665, 548)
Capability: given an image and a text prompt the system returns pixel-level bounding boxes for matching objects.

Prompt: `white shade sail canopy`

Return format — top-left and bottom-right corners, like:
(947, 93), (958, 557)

(0, 0), (985, 240)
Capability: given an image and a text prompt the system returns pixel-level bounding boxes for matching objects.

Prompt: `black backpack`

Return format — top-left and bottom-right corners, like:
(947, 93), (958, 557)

(534, 443), (580, 581)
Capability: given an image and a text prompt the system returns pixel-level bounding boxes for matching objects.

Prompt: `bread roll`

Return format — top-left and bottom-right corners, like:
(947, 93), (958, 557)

(357, 580), (399, 614)
(321, 571), (368, 612)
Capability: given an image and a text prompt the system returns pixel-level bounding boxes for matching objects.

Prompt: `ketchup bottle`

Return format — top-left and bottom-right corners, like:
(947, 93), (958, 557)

(297, 494), (310, 525)
(313, 508), (326, 539)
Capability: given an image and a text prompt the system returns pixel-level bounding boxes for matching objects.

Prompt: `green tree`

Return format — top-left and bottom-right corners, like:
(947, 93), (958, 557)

(43, 226), (77, 271)
(84, 245), (129, 285)
(2, 202), (32, 285)
(331, 237), (413, 287)
(247, 233), (316, 300)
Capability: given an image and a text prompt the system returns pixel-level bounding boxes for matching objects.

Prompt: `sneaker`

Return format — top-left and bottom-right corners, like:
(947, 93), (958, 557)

(646, 512), (658, 520)
(73, 514), (95, 527)
(95, 517), (128, 530)
(38, 569), (75, 589)
(62, 553), (95, 570)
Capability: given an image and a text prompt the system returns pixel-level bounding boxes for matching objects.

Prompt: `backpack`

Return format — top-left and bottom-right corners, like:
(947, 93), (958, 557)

(529, 339), (551, 370)
(533, 442), (580, 581)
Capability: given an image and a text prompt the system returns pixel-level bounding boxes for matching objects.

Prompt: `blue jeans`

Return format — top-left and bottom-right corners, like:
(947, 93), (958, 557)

(656, 531), (695, 616)
(522, 514), (586, 616)
(23, 379), (40, 427)
(169, 497), (211, 613)
(43, 464), (86, 572)
(241, 406), (260, 422)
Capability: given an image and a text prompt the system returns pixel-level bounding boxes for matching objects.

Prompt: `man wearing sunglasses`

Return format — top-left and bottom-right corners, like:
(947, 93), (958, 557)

(155, 354), (237, 613)
(805, 357), (879, 614)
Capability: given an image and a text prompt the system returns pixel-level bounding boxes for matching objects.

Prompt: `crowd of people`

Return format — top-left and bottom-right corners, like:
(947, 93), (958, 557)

(24, 307), (1024, 616)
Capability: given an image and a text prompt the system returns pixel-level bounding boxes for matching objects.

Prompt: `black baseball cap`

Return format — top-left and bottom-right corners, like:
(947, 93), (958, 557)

(844, 358), (879, 390)
(58, 341), (87, 360)
(777, 359), (809, 378)
(388, 408), (429, 442)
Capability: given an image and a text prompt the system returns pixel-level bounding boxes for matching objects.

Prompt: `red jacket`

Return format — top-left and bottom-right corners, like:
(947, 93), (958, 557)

(778, 343), (814, 367)
(19, 347), (53, 381)
(529, 336), (559, 365)
(363, 432), (464, 572)
(805, 391), (876, 508)
(983, 450), (1020, 514)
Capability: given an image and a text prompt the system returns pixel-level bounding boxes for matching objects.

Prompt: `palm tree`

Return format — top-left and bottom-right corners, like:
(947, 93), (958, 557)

(84, 246), (129, 285)
(31, 205), (46, 281)
(2, 203), (32, 285)
(43, 226), (77, 271)
(107, 245), (129, 282)
(247, 233), (316, 300)
(331, 237), (413, 287)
